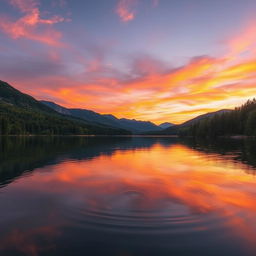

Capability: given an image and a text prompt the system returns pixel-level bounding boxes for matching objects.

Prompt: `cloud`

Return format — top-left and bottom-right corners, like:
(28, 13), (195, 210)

(227, 21), (256, 60)
(4, 50), (256, 124)
(130, 54), (169, 76)
(2, 18), (256, 124)
(116, 0), (137, 22)
(115, 0), (159, 22)
(0, 0), (67, 46)
(0, 54), (66, 79)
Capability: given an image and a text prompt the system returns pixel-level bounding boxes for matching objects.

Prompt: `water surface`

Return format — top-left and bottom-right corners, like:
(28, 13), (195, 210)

(0, 136), (256, 256)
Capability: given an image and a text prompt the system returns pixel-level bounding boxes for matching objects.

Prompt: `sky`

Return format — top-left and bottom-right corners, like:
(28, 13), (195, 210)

(0, 0), (256, 124)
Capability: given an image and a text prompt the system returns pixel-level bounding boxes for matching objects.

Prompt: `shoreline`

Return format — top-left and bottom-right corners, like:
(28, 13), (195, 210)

(0, 134), (179, 137)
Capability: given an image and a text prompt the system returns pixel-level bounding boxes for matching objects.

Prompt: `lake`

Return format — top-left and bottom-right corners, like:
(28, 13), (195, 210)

(0, 136), (256, 256)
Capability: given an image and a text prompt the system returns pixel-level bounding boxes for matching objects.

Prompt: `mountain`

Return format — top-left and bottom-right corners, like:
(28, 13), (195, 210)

(158, 122), (175, 129)
(41, 101), (162, 133)
(2, 79), (242, 137)
(0, 80), (130, 135)
(0, 81), (57, 113)
(119, 118), (161, 132)
(180, 109), (232, 127)
(41, 101), (121, 128)
(177, 99), (256, 137)
(148, 109), (233, 135)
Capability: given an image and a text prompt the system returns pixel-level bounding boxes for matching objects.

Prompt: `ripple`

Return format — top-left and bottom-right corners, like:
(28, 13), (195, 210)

(62, 190), (237, 237)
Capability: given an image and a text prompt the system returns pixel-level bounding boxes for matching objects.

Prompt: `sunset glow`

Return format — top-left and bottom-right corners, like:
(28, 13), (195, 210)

(1, 0), (256, 123)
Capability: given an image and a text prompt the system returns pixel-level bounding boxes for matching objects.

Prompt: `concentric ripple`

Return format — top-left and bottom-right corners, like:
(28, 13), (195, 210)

(62, 189), (237, 236)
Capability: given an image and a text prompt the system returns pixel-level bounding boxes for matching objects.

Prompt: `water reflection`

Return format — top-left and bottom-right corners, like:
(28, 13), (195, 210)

(0, 136), (256, 256)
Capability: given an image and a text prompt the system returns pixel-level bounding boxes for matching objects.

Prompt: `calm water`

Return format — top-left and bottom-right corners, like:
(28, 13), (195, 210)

(0, 136), (256, 256)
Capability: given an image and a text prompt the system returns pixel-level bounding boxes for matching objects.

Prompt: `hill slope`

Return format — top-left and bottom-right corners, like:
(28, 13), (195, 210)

(178, 100), (256, 137)
(41, 101), (162, 133)
(0, 81), (56, 113)
(158, 122), (175, 129)
(180, 109), (232, 127)
(146, 109), (233, 135)
(0, 81), (130, 135)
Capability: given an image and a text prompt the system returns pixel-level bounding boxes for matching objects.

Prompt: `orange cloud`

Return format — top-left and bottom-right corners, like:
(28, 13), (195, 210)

(4, 18), (256, 124)
(0, 0), (67, 46)
(11, 51), (256, 124)
(116, 0), (137, 22)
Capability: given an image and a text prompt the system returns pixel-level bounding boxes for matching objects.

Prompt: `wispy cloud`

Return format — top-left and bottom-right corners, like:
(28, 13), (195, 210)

(115, 0), (159, 22)
(1, 12), (256, 124)
(116, 0), (137, 22)
(227, 21), (256, 60)
(0, 0), (68, 46)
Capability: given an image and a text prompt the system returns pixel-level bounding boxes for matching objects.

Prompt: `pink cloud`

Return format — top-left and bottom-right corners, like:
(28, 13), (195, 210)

(115, 0), (159, 22)
(0, 0), (67, 46)
(2, 17), (256, 124)
(116, 0), (137, 22)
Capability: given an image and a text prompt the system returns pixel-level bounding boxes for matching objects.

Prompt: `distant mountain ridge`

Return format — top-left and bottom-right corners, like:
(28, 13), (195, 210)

(0, 79), (241, 136)
(178, 99), (256, 137)
(0, 80), (130, 135)
(180, 109), (232, 127)
(145, 109), (233, 135)
(41, 101), (162, 133)
(159, 122), (175, 129)
(0, 81), (56, 114)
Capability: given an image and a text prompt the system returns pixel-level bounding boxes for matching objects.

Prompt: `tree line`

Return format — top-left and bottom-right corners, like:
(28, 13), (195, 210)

(0, 102), (129, 135)
(179, 99), (256, 137)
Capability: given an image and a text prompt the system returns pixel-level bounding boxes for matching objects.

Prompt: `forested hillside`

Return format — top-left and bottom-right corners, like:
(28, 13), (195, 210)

(0, 81), (130, 135)
(179, 99), (256, 137)
(41, 101), (162, 133)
